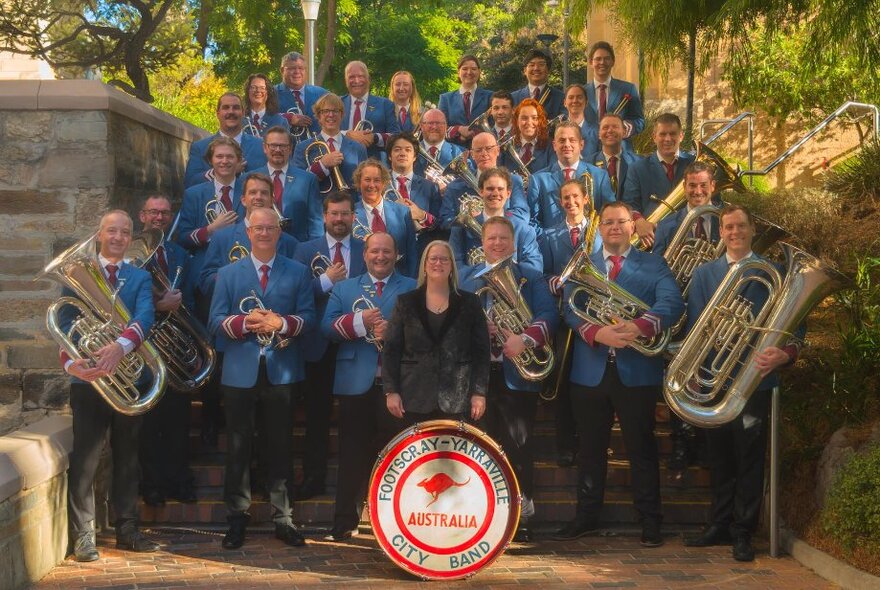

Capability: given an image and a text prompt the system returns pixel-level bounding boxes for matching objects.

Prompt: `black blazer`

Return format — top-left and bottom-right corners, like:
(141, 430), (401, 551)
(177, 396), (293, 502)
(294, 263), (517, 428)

(382, 286), (490, 414)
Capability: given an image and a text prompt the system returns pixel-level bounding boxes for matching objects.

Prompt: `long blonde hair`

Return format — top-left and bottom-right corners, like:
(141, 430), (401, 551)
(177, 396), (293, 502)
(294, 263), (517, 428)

(389, 71), (423, 126)
(417, 240), (459, 291)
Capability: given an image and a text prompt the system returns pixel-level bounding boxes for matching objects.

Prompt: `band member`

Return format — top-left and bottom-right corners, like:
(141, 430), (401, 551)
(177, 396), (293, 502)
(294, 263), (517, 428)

(511, 49), (565, 120)
(439, 132), (529, 229)
(623, 113), (695, 248)
(414, 108), (465, 185)
(589, 113), (641, 200)
(562, 83), (599, 158)
(184, 92), (268, 188)
(653, 161), (720, 256)
(526, 121), (614, 236)
(276, 51), (328, 136)
(459, 217), (557, 542)
(208, 207), (315, 550)
(555, 201), (684, 547)
(322, 232), (417, 541)
(585, 41), (645, 152)
(439, 54), (493, 145)
(341, 61), (401, 158)
(138, 196), (197, 508)
(292, 191), (366, 500)
(243, 73), (287, 136)
(253, 125), (323, 242)
(501, 98), (552, 175)
(199, 173), (299, 299)
(449, 167), (543, 273)
(388, 71), (423, 133)
(61, 210), (159, 561)
(683, 204), (802, 562)
(383, 240), (489, 426)
(490, 91), (515, 141)
(387, 133), (442, 252)
(293, 93), (368, 190)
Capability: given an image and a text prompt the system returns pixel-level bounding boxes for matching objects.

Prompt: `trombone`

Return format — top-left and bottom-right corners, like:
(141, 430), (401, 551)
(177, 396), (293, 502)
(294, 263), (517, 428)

(238, 290), (290, 350)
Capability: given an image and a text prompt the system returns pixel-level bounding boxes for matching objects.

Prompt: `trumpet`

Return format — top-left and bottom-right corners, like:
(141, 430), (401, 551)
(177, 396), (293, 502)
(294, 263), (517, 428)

(229, 240), (249, 263)
(239, 290), (290, 350)
(304, 138), (350, 195)
(310, 252), (333, 277)
(353, 291), (383, 351)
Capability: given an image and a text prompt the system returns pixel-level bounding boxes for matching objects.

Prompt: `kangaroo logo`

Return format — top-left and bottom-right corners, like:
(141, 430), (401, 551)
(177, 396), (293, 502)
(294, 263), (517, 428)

(417, 473), (471, 507)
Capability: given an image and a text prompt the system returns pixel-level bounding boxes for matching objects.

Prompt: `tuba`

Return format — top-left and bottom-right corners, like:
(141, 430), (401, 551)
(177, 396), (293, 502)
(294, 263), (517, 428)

(304, 138), (350, 195)
(125, 230), (216, 392)
(39, 233), (167, 415)
(664, 242), (851, 427)
(474, 255), (555, 381)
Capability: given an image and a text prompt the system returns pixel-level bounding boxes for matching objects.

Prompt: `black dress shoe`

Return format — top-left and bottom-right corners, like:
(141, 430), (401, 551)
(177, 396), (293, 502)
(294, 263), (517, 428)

(143, 489), (166, 508)
(640, 519), (664, 548)
(323, 524), (357, 541)
(72, 532), (100, 562)
(116, 531), (160, 552)
(733, 535), (755, 562)
(514, 524), (533, 542)
(275, 523), (306, 547)
(293, 477), (326, 502)
(684, 524), (734, 547)
(222, 516), (250, 550)
(556, 450), (576, 468)
(552, 517), (599, 541)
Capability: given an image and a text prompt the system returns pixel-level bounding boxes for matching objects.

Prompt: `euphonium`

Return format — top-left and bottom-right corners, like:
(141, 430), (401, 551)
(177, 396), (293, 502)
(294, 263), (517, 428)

(304, 139), (350, 194)
(239, 290), (290, 350)
(559, 242), (671, 356)
(39, 233), (167, 415)
(474, 255), (555, 381)
(664, 242), (851, 427)
(467, 110), (494, 135)
(499, 134), (532, 182)
(125, 230), (216, 392)
(417, 140), (456, 187)
(663, 204), (725, 296)
(442, 151), (481, 193)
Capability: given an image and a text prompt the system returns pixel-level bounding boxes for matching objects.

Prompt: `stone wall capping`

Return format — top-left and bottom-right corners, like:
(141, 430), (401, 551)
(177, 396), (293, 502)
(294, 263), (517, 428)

(0, 415), (72, 504)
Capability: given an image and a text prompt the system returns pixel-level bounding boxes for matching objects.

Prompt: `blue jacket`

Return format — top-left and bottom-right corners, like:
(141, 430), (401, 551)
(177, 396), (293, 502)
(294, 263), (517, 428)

(450, 212), (543, 275)
(354, 200), (418, 278)
(652, 206), (720, 257)
(584, 79), (645, 151)
(250, 165), (323, 242)
(414, 140), (465, 178)
(623, 151), (696, 217)
(526, 160), (615, 236)
(342, 94), (401, 158)
(293, 236), (367, 362)
(275, 83), (329, 133)
(208, 255), (315, 387)
(158, 238), (196, 311)
(393, 174), (443, 256)
(577, 120), (600, 160)
(440, 171), (529, 230)
(439, 87), (493, 143)
(459, 262), (558, 392)
(292, 134), (367, 191)
(540, 221), (602, 277)
(183, 133), (267, 189)
(565, 248), (684, 387)
(243, 111), (288, 136)
(512, 85), (566, 120)
(499, 142), (553, 177)
(587, 149), (642, 201)
(322, 272), (417, 395)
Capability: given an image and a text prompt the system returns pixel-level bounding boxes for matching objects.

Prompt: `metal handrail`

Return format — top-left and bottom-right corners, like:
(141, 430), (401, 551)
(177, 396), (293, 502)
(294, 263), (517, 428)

(700, 112), (756, 186)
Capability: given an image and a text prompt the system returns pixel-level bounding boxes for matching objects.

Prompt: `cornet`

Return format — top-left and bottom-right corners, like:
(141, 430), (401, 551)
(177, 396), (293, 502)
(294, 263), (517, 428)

(310, 252), (333, 277)
(239, 290), (290, 350)
(243, 115), (264, 137)
(229, 240), (249, 263)
(205, 197), (228, 224)
(352, 294), (383, 351)
(285, 103), (309, 139)
(352, 218), (372, 242)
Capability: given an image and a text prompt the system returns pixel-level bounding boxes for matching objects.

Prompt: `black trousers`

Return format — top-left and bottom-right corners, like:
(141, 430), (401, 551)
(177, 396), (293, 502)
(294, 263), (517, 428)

(68, 383), (143, 537)
(570, 361), (662, 522)
(706, 388), (772, 537)
(301, 344), (338, 483)
(485, 364), (539, 498)
(195, 289), (222, 431)
(332, 383), (395, 531)
(221, 361), (293, 525)
(553, 327), (578, 455)
(139, 388), (192, 494)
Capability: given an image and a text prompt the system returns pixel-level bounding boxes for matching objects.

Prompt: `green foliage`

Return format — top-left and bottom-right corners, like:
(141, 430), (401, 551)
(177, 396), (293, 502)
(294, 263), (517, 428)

(148, 50), (227, 131)
(824, 139), (880, 206)
(820, 443), (880, 551)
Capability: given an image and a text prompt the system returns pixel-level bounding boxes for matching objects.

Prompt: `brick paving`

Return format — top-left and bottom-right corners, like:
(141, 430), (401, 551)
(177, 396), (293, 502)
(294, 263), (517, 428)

(34, 528), (838, 589)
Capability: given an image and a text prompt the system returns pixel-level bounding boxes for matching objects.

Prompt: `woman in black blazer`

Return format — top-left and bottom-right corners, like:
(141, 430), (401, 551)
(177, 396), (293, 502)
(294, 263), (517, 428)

(383, 240), (490, 426)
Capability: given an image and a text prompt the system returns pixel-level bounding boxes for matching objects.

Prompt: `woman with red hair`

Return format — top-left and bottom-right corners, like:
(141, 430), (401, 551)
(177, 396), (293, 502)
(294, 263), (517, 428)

(501, 98), (552, 176)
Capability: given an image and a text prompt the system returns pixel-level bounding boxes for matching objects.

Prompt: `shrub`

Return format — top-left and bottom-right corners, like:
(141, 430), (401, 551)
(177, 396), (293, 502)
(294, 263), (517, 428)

(820, 443), (880, 551)
(824, 139), (880, 208)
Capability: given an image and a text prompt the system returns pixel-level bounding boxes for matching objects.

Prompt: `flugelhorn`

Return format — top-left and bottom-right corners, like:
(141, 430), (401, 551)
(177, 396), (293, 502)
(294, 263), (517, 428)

(39, 233), (167, 415)
(304, 138), (350, 195)
(664, 242), (851, 427)
(243, 114), (264, 137)
(239, 290), (290, 350)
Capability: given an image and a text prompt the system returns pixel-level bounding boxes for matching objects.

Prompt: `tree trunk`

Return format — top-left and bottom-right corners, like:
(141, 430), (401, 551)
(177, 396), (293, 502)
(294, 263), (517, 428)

(315, 0), (337, 86)
(684, 27), (696, 150)
(196, 0), (213, 55)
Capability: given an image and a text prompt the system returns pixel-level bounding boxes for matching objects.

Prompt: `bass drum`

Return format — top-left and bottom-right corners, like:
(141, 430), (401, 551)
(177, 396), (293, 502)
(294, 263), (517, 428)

(368, 419), (521, 580)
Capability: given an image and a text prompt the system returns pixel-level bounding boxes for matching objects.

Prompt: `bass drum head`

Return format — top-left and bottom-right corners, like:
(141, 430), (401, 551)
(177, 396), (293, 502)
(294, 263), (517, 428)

(368, 419), (521, 580)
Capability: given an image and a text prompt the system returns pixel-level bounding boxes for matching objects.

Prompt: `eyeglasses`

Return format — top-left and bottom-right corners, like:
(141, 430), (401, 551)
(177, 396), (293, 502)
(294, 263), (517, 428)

(317, 109), (343, 115)
(427, 256), (451, 265)
(471, 145), (498, 155)
(250, 225), (280, 234)
(266, 143), (291, 151)
(600, 219), (632, 227)
(249, 85), (268, 92)
(142, 209), (173, 217)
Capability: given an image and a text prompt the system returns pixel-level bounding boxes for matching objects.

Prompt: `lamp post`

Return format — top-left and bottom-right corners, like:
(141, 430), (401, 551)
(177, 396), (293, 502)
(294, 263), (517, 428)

(301, 0), (321, 86)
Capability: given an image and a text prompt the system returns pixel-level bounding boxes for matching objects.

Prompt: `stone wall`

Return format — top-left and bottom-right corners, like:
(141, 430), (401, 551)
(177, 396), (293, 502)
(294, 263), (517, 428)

(0, 80), (208, 436)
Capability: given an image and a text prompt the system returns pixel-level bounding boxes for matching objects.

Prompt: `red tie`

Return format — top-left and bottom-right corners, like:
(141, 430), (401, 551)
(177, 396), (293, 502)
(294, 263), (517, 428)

(570, 226), (580, 248)
(353, 99), (363, 127)
(694, 217), (707, 240)
(333, 242), (345, 267)
(375, 280), (384, 297)
(608, 255), (623, 281)
(156, 245), (169, 277)
(497, 129), (506, 141)
(463, 91), (472, 121)
(371, 208), (386, 233)
(293, 90), (305, 113)
(400, 107), (407, 127)
(106, 264), (118, 288)
(327, 137), (336, 152)
(272, 170), (283, 208)
(608, 155), (618, 192)
(662, 160), (675, 182)
(521, 142), (533, 164)
(429, 146), (438, 159)
(220, 185), (232, 212)
(533, 86), (541, 100)
(564, 167), (573, 181)
(396, 176), (409, 200)
(598, 84), (607, 120)
(259, 264), (270, 292)
(252, 113), (260, 128)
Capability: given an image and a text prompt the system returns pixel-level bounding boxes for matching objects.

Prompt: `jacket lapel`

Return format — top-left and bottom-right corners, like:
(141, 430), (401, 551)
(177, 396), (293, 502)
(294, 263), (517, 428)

(263, 256), (283, 299)
(436, 288), (463, 342)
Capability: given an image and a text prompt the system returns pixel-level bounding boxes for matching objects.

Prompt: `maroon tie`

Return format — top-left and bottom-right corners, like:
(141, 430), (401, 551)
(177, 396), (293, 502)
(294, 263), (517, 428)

(327, 137), (336, 152)
(397, 176), (410, 200)
(272, 170), (284, 208)
(220, 185), (233, 212)
(570, 226), (580, 248)
(429, 146), (438, 159)
(598, 84), (607, 120)
(375, 280), (384, 297)
(608, 156), (618, 180)
(353, 99), (363, 127)
(400, 107), (407, 127)
(106, 264), (118, 288)
(608, 255), (623, 281)
(497, 129), (506, 141)
(463, 91), (472, 121)
(371, 209), (386, 233)
(293, 90), (305, 113)
(694, 217), (707, 240)
(521, 142), (533, 164)
(333, 242), (344, 267)
(156, 245), (169, 277)
(533, 86), (541, 100)
(564, 167), (573, 181)
(252, 113), (260, 128)
(662, 160), (675, 183)
(259, 264), (270, 292)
